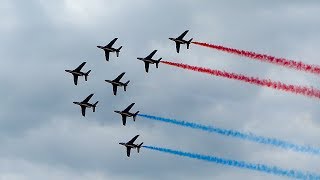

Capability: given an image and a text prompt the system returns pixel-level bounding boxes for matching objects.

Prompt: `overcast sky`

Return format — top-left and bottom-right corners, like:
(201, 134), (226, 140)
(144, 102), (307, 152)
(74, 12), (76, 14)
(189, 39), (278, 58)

(1, 0), (320, 179)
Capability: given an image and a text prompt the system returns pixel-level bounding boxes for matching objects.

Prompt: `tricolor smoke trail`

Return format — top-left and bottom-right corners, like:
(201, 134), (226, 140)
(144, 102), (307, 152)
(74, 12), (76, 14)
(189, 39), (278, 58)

(162, 61), (320, 99)
(192, 41), (320, 75)
(138, 114), (320, 155)
(143, 145), (320, 179)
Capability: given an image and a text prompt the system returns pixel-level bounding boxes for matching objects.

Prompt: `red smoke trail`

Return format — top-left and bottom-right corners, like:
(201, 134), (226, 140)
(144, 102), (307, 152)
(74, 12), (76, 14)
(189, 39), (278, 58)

(162, 60), (320, 99)
(192, 41), (320, 75)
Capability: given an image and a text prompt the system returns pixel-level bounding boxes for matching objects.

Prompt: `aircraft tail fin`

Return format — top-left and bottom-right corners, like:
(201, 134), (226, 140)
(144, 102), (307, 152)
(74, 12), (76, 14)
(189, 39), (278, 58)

(124, 80), (130, 91)
(116, 46), (122, 57)
(156, 58), (162, 68)
(137, 142), (143, 153)
(133, 111), (139, 121)
(85, 70), (91, 81)
(187, 38), (193, 49)
(93, 101), (99, 112)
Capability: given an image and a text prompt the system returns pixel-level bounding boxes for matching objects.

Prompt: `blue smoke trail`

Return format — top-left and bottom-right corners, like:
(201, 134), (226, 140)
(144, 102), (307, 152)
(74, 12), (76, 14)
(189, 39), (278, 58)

(143, 145), (320, 179)
(138, 114), (320, 155)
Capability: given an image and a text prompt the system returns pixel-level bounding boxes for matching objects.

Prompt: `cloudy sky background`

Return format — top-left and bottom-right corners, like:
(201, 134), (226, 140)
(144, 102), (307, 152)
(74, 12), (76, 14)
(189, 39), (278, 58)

(1, 0), (320, 179)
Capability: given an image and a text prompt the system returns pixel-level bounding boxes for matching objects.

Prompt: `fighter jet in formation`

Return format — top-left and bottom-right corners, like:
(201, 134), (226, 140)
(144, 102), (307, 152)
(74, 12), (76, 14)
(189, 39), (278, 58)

(105, 72), (130, 95)
(73, 93), (98, 117)
(65, 62), (91, 85)
(137, 50), (162, 73)
(114, 103), (139, 126)
(119, 135), (143, 157)
(97, 38), (123, 61)
(169, 30), (193, 53)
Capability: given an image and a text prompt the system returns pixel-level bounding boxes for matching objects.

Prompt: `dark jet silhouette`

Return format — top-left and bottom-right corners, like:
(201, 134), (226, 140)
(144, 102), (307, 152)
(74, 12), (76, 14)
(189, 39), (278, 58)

(97, 38), (122, 61)
(105, 72), (130, 95)
(65, 62), (91, 85)
(114, 103), (139, 126)
(119, 135), (143, 157)
(137, 50), (162, 73)
(169, 30), (193, 53)
(73, 93), (98, 117)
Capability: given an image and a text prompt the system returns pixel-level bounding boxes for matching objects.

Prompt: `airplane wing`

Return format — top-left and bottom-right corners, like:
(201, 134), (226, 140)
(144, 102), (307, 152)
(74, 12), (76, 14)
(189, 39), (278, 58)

(81, 106), (86, 116)
(104, 50), (110, 61)
(144, 62), (150, 73)
(175, 42), (180, 53)
(123, 103), (135, 112)
(122, 114), (127, 126)
(112, 84), (118, 95)
(83, 93), (94, 103)
(73, 74), (79, 85)
(74, 62), (86, 72)
(177, 30), (189, 40)
(126, 147), (131, 157)
(145, 50), (157, 59)
(106, 38), (118, 47)
(127, 135), (139, 144)
(113, 72), (125, 82)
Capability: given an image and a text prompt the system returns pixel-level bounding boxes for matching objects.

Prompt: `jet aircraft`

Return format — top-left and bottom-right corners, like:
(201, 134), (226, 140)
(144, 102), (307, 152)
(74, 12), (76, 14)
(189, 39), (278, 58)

(105, 72), (130, 95)
(73, 93), (98, 117)
(97, 38), (122, 61)
(119, 135), (143, 157)
(65, 62), (91, 85)
(137, 50), (162, 73)
(114, 103), (139, 126)
(169, 30), (193, 53)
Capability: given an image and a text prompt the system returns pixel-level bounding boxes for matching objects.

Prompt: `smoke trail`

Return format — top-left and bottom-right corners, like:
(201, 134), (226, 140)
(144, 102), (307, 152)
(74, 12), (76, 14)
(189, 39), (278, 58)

(161, 61), (320, 99)
(143, 145), (320, 179)
(138, 114), (320, 155)
(192, 41), (320, 75)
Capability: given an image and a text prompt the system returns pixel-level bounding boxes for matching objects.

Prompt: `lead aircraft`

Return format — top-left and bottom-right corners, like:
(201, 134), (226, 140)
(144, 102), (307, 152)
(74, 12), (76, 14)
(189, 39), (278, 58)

(65, 62), (91, 85)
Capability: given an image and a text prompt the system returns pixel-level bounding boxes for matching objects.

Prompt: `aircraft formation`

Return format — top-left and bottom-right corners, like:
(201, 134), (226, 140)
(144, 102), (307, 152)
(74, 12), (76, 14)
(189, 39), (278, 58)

(65, 30), (192, 157)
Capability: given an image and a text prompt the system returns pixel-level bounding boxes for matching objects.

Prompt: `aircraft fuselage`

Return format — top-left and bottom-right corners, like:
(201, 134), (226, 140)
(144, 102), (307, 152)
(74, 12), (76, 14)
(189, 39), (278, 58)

(119, 143), (138, 148)
(115, 110), (134, 117)
(106, 80), (125, 87)
(97, 46), (117, 52)
(104, 47), (117, 52)
(122, 112), (134, 117)
(65, 70), (85, 76)
(137, 58), (157, 64)
(170, 38), (187, 44)
(73, 102), (94, 108)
